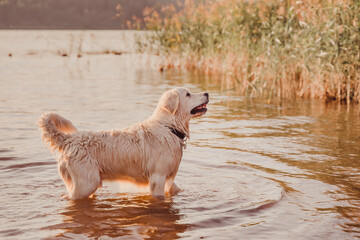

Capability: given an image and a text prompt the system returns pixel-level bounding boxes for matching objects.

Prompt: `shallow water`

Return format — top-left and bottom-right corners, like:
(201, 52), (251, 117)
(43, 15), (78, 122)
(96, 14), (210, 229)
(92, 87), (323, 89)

(0, 30), (359, 239)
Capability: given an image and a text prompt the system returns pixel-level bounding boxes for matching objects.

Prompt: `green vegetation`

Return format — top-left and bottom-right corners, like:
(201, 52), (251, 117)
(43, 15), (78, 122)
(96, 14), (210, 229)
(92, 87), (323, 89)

(139, 0), (360, 103)
(0, 0), (180, 29)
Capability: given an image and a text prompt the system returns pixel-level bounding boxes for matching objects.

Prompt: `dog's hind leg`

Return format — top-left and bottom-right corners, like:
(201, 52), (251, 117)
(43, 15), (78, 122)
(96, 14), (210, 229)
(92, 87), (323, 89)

(149, 173), (166, 197)
(58, 161), (73, 194)
(67, 157), (101, 200)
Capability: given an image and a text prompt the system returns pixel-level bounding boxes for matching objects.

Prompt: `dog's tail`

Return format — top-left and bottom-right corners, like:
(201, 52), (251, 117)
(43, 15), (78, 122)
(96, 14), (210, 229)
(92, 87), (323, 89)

(37, 113), (77, 152)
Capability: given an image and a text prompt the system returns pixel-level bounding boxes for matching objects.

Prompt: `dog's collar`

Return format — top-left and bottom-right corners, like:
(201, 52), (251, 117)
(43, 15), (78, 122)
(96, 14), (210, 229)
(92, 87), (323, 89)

(167, 127), (187, 140)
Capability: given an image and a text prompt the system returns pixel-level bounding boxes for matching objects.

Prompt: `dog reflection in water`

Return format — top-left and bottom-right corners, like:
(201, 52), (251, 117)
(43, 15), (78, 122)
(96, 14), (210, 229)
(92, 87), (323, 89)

(38, 87), (209, 199)
(47, 196), (189, 239)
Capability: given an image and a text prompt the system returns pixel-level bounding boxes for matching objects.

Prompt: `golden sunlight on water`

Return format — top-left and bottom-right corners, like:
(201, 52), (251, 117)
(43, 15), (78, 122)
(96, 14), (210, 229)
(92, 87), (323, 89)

(0, 31), (359, 239)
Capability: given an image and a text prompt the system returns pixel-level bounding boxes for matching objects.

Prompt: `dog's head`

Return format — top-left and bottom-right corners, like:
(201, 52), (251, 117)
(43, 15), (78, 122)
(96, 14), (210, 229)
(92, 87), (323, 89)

(157, 87), (209, 119)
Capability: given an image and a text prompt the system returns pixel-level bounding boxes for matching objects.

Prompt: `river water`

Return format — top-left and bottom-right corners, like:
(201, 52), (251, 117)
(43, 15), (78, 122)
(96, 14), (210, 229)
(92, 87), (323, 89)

(0, 30), (359, 239)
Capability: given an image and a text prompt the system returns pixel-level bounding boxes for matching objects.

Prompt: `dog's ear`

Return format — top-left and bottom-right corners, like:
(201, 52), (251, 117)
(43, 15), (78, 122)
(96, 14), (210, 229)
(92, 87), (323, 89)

(162, 90), (180, 115)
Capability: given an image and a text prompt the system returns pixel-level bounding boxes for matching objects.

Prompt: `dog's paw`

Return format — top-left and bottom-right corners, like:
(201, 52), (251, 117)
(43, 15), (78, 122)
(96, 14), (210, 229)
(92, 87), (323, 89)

(169, 183), (182, 195)
(60, 194), (70, 200)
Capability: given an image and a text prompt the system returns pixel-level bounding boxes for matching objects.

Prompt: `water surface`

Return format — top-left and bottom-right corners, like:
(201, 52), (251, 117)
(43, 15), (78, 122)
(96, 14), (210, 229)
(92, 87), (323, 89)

(0, 30), (359, 239)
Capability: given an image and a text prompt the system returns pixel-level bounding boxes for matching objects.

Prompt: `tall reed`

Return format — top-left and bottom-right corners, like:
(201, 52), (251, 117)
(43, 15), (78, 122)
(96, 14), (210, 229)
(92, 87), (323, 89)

(138, 0), (360, 102)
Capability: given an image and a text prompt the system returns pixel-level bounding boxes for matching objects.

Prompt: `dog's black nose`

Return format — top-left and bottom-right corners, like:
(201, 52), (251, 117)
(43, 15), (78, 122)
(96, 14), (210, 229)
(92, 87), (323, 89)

(204, 92), (209, 98)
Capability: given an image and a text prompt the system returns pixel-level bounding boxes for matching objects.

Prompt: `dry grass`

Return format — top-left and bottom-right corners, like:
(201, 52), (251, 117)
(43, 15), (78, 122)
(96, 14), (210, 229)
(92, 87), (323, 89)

(138, 0), (360, 103)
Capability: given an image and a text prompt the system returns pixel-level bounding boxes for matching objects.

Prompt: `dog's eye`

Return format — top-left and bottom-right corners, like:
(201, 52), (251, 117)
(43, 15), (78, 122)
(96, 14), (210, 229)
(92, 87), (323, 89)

(186, 93), (190, 97)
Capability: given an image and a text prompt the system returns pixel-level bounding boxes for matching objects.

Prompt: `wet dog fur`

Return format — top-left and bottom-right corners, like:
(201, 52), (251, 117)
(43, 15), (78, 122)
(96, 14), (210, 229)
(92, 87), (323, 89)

(38, 87), (209, 199)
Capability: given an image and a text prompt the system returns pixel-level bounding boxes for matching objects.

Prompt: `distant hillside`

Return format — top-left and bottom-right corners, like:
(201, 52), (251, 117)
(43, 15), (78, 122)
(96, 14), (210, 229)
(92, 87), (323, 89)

(0, 0), (182, 29)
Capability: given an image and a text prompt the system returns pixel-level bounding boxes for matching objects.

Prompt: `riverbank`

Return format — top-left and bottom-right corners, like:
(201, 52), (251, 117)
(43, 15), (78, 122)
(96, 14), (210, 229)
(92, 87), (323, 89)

(138, 0), (360, 103)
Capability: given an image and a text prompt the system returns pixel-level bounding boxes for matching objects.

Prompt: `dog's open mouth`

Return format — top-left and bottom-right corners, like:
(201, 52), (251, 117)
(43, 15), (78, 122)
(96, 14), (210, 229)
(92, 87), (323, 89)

(191, 101), (208, 117)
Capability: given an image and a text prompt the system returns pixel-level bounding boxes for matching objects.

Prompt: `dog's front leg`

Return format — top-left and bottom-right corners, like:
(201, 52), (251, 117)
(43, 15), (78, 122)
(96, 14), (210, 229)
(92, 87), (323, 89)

(169, 182), (181, 195)
(149, 173), (166, 197)
(165, 179), (181, 195)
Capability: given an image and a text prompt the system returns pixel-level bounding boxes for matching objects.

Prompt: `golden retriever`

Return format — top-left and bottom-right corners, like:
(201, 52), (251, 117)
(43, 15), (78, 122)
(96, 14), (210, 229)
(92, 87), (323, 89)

(38, 87), (209, 199)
